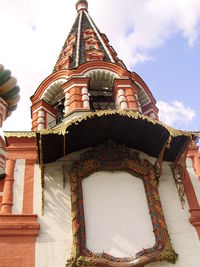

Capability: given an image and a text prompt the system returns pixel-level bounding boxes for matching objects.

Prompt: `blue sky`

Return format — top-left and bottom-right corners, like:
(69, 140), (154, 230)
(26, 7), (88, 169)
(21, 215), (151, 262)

(0, 0), (200, 133)
(135, 33), (200, 130)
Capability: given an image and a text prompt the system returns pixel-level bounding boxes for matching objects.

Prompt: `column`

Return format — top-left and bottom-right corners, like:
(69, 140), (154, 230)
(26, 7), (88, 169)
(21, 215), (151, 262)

(118, 89), (128, 110)
(0, 159), (16, 214)
(82, 87), (90, 109)
(124, 87), (138, 110)
(37, 110), (45, 130)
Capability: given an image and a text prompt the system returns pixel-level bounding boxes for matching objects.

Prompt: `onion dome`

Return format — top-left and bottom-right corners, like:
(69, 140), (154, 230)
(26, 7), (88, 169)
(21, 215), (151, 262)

(0, 64), (20, 114)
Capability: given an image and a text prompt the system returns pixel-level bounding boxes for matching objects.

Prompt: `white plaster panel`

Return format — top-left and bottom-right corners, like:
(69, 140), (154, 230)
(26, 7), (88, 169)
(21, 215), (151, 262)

(34, 160), (72, 267)
(46, 112), (56, 128)
(12, 159), (25, 214)
(82, 171), (155, 257)
(146, 161), (200, 267)
(33, 149), (200, 267)
(33, 164), (42, 215)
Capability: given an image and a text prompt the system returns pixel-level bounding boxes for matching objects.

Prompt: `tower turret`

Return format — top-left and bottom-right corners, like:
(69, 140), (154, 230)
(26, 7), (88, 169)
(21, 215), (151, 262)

(31, 0), (158, 130)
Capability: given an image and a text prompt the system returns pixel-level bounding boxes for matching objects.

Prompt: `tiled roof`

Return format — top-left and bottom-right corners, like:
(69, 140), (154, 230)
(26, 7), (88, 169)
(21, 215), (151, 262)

(53, 2), (126, 72)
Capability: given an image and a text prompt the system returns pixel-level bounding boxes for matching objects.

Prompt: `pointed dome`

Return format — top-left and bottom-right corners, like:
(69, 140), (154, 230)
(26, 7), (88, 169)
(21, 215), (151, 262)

(31, 0), (159, 131)
(53, 0), (126, 72)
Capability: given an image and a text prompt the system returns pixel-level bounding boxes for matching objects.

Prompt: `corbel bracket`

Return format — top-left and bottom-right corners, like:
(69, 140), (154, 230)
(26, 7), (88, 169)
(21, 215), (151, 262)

(171, 137), (191, 208)
(154, 137), (171, 180)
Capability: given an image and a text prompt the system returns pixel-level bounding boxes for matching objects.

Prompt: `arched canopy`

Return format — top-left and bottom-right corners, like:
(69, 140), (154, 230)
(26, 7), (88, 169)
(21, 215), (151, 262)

(36, 110), (195, 164)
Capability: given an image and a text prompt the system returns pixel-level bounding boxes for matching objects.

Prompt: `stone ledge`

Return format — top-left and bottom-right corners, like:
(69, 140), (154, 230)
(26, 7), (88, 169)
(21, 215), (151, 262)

(0, 214), (40, 236)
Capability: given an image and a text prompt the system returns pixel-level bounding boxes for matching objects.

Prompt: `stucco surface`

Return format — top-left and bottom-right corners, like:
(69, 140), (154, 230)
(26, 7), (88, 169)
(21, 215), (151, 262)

(12, 159), (25, 214)
(83, 171), (155, 257)
(33, 150), (200, 267)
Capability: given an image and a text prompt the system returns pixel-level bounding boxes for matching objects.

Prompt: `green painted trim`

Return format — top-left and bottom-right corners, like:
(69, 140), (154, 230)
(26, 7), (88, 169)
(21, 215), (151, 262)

(1, 86), (20, 100)
(0, 169), (5, 179)
(0, 70), (11, 86)
(8, 104), (17, 112)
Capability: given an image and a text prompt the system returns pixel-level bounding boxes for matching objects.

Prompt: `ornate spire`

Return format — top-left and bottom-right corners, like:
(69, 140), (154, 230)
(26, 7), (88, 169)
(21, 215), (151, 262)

(76, 0), (88, 13)
(54, 0), (126, 72)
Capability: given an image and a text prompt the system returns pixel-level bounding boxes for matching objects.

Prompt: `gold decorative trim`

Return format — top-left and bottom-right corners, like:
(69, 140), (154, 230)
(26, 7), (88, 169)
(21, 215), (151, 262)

(159, 241), (178, 264)
(67, 141), (178, 266)
(4, 131), (36, 138)
(171, 138), (191, 208)
(154, 138), (170, 179)
(37, 110), (197, 138)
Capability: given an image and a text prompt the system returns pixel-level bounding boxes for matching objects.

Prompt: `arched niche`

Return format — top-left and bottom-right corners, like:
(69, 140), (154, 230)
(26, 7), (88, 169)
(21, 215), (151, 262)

(82, 171), (155, 257)
(67, 141), (178, 267)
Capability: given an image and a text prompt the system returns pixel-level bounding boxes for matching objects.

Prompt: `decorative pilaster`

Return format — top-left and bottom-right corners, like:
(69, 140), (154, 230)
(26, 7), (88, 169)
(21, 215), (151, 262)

(37, 110), (45, 130)
(81, 87), (90, 109)
(124, 87), (138, 110)
(142, 103), (159, 120)
(64, 92), (70, 114)
(117, 89), (128, 110)
(113, 79), (139, 111)
(62, 77), (90, 116)
(154, 137), (171, 179)
(31, 99), (56, 130)
(187, 145), (200, 180)
(0, 159), (16, 214)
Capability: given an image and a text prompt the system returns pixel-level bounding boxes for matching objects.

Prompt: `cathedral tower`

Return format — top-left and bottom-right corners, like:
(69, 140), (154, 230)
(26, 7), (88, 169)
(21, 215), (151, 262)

(1, 1), (200, 267)
(31, 0), (158, 131)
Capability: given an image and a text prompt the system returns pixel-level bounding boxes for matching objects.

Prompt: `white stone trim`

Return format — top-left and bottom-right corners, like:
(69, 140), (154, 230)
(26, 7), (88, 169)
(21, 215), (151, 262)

(116, 84), (137, 94)
(64, 83), (88, 93)
(33, 164), (42, 215)
(12, 159), (25, 214)
(33, 107), (56, 118)
(143, 108), (156, 115)
(34, 161), (72, 267)
(84, 69), (120, 79)
(81, 87), (90, 109)
(76, 11), (83, 67)
(84, 11), (115, 63)
(38, 110), (45, 117)
(0, 192), (3, 197)
(41, 79), (67, 99)
(117, 88), (128, 110)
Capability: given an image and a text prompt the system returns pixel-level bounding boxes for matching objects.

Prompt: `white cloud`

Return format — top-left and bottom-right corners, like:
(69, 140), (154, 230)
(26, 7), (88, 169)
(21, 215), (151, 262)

(92, 0), (200, 65)
(157, 100), (196, 127)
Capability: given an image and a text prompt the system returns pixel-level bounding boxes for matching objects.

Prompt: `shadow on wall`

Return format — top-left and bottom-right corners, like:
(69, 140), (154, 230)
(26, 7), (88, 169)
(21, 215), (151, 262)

(37, 160), (72, 242)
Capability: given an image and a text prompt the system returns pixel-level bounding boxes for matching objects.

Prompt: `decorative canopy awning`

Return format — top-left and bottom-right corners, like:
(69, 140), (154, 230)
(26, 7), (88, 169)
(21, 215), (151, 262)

(33, 110), (197, 164)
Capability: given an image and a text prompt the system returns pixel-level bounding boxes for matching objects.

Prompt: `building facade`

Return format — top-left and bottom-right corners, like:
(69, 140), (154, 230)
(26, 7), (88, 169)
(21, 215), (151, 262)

(1, 1), (200, 266)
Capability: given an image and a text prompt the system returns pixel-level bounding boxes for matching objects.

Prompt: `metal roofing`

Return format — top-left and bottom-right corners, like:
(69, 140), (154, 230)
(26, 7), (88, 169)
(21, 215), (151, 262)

(36, 111), (195, 164)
